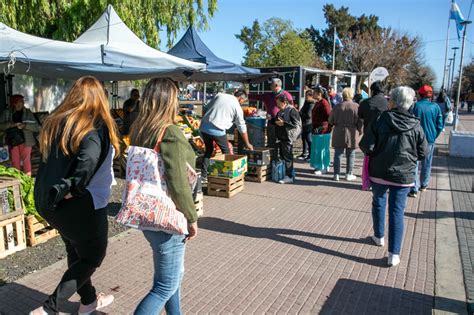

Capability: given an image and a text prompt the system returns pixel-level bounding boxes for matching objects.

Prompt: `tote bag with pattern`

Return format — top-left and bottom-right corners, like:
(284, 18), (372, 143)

(115, 127), (197, 235)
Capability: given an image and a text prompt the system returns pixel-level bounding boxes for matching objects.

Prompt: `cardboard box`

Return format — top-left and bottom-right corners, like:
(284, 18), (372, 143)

(208, 154), (247, 178)
(244, 148), (273, 166)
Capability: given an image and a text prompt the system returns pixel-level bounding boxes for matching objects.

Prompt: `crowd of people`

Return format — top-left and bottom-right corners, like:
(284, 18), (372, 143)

(3, 74), (444, 314)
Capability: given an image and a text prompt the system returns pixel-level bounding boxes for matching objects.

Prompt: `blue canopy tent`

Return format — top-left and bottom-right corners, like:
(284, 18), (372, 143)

(167, 26), (269, 82)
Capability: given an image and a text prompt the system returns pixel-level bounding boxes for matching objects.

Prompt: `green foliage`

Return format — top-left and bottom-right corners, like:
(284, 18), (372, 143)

(0, 0), (218, 48)
(236, 17), (322, 68)
(305, 4), (380, 69)
(406, 58), (436, 91)
(0, 165), (37, 217)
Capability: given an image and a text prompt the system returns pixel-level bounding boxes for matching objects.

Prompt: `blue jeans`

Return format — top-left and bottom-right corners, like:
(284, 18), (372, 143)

(134, 231), (186, 315)
(333, 147), (355, 175)
(413, 143), (435, 192)
(371, 182), (411, 255)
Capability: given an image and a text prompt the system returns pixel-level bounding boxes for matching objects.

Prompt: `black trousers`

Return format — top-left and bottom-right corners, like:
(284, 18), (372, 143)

(277, 140), (294, 179)
(201, 132), (230, 179)
(301, 130), (312, 156)
(38, 192), (108, 313)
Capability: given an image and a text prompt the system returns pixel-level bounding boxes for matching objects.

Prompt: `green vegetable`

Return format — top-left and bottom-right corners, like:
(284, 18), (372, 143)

(0, 165), (39, 218)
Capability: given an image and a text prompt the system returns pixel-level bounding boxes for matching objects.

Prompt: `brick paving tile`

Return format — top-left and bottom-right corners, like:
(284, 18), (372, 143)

(1, 121), (470, 314)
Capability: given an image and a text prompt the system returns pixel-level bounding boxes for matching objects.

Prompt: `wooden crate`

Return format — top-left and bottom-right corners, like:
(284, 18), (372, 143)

(245, 164), (272, 183)
(0, 177), (24, 221)
(195, 192), (204, 218)
(0, 214), (26, 259)
(25, 215), (59, 247)
(207, 174), (244, 198)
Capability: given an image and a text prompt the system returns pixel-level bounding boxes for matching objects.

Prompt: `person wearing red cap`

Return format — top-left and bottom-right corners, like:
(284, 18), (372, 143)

(408, 85), (443, 198)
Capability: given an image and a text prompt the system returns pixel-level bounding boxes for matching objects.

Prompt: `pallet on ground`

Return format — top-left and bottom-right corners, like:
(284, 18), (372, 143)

(25, 215), (59, 247)
(0, 214), (26, 259)
(0, 177), (24, 221)
(194, 192), (204, 218)
(207, 174), (244, 198)
(245, 164), (272, 183)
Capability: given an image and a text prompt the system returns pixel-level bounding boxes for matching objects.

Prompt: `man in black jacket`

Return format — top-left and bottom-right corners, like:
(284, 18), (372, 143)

(358, 81), (389, 133)
(359, 86), (427, 267)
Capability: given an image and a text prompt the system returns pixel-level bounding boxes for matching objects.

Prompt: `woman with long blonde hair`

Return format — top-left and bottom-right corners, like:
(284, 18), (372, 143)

(130, 78), (198, 315)
(31, 76), (120, 315)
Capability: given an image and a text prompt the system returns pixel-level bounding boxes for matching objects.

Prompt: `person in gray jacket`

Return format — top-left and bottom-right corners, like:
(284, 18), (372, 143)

(199, 90), (253, 182)
(0, 95), (40, 175)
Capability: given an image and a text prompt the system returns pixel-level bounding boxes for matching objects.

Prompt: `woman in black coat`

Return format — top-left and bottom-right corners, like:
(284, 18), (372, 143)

(360, 86), (427, 267)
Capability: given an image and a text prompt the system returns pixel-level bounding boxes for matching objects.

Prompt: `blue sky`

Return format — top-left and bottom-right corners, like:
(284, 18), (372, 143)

(162, 0), (474, 89)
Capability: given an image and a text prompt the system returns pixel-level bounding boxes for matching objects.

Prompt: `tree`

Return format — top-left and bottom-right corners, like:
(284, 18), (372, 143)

(305, 4), (380, 70)
(0, 0), (217, 47)
(406, 57), (436, 91)
(451, 62), (474, 100)
(236, 18), (323, 68)
(341, 27), (420, 89)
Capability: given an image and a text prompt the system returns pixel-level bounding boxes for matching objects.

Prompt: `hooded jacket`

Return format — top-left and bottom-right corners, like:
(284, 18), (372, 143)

(359, 108), (427, 184)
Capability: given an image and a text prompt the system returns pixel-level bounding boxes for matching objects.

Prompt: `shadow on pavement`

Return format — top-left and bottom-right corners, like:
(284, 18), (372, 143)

(0, 283), (108, 314)
(199, 217), (387, 267)
(405, 210), (474, 221)
(293, 176), (363, 190)
(319, 279), (467, 314)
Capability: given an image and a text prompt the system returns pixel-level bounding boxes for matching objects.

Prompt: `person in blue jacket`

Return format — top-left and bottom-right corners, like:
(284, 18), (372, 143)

(408, 85), (443, 198)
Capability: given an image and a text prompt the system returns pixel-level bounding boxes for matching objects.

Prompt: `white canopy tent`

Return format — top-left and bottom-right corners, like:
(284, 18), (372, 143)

(0, 5), (205, 81)
(73, 5), (205, 77)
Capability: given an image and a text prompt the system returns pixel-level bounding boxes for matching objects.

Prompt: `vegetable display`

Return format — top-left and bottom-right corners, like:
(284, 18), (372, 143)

(0, 165), (38, 218)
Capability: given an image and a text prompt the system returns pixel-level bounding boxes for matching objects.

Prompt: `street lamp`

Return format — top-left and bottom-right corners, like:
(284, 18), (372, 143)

(450, 47), (460, 97)
(454, 21), (472, 131)
(447, 58), (453, 95)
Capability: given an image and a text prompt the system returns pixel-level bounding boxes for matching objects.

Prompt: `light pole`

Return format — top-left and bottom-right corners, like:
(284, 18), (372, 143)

(447, 58), (453, 95)
(454, 21), (472, 131)
(450, 47), (460, 97)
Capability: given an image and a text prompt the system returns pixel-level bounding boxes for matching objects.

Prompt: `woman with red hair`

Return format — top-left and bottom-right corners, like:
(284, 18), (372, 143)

(31, 76), (121, 314)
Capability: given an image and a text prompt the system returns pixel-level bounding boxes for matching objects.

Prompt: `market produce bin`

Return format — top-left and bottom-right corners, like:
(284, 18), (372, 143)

(208, 154), (247, 178)
(0, 177), (24, 221)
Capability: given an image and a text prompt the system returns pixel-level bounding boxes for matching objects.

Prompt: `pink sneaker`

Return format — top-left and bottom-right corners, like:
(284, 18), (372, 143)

(78, 292), (114, 314)
(29, 306), (47, 315)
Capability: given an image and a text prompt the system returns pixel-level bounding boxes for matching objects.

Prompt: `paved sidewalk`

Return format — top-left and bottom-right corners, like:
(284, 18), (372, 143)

(1, 117), (471, 314)
(450, 109), (474, 312)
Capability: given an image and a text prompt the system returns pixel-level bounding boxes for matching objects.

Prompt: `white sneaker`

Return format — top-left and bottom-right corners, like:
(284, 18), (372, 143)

(333, 174), (340, 181)
(387, 253), (400, 267)
(346, 174), (357, 181)
(278, 176), (294, 184)
(78, 292), (114, 315)
(371, 235), (385, 246)
(314, 169), (327, 175)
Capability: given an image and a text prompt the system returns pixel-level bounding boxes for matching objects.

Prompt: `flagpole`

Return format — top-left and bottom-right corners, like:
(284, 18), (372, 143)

(454, 20), (472, 131)
(332, 27), (336, 71)
(441, 12), (451, 90)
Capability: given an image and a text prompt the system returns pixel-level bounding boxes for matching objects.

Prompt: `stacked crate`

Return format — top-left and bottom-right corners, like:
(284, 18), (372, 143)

(0, 177), (26, 258)
(207, 155), (247, 198)
(244, 148), (273, 183)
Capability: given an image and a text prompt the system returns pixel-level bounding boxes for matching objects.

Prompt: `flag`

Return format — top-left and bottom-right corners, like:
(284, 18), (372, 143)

(450, 0), (465, 40)
(334, 31), (344, 48)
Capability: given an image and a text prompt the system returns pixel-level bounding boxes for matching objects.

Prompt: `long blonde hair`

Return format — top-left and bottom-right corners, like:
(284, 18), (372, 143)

(130, 78), (178, 148)
(39, 76), (120, 161)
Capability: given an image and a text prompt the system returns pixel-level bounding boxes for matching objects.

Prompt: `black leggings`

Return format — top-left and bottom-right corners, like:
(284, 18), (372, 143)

(39, 192), (108, 313)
